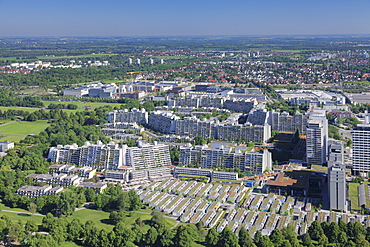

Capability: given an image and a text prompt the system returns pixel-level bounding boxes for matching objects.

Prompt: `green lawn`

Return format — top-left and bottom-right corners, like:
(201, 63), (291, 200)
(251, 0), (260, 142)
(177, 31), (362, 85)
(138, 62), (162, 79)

(348, 183), (359, 196)
(68, 209), (113, 231)
(41, 100), (122, 110)
(0, 120), (50, 142)
(59, 242), (81, 247)
(0, 211), (43, 225)
(36, 54), (118, 60)
(0, 106), (41, 113)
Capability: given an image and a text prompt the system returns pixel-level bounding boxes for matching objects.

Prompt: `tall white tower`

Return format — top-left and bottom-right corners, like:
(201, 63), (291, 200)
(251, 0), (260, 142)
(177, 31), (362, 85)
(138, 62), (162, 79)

(306, 109), (328, 165)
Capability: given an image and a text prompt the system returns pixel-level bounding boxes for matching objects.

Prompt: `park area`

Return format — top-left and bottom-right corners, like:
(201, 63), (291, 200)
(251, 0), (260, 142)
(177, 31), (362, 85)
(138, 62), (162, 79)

(0, 120), (50, 142)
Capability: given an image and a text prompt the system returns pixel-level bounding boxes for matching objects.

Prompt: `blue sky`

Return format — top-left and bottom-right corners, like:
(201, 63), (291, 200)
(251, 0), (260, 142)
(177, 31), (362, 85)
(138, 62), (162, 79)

(1, 0), (369, 37)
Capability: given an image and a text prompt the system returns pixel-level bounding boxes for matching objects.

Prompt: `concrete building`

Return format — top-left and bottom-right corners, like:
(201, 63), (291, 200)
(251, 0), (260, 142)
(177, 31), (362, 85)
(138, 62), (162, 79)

(48, 141), (124, 170)
(26, 173), (81, 187)
(49, 141), (171, 171)
(107, 108), (148, 125)
(328, 163), (346, 211)
(179, 142), (272, 173)
(352, 124), (370, 175)
(17, 185), (64, 198)
(125, 141), (171, 170)
(78, 182), (107, 193)
(175, 116), (216, 139)
(223, 98), (257, 114)
(217, 122), (271, 143)
(49, 164), (96, 179)
(0, 142), (14, 152)
(271, 111), (307, 133)
(148, 111), (179, 134)
(327, 140), (346, 211)
(306, 110), (328, 165)
(78, 141), (123, 169)
(88, 83), (118, 98)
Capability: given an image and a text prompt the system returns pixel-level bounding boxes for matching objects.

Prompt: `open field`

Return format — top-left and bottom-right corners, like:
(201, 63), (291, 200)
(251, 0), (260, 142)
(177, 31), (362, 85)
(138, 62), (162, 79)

(0, 106), (41, 113)
(36, 54), (118, 60)
(41, 100), (122, 110)
(0, 120), (49, 142)
(0, 211), (43, 225)
(68, 209), (114, 231)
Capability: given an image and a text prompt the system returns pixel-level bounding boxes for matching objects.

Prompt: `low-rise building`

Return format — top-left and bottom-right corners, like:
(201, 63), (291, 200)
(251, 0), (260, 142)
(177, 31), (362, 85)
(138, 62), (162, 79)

(0, 142), (14, 152)
(17, 185), (64, 198)
(78, 182), (107, 193)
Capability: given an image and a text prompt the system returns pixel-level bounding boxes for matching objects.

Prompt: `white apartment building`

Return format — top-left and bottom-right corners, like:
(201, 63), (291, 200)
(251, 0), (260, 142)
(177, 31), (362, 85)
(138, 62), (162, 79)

(125, 141), (171, 170)
(175, 116), (216, 139)
(216, 122), (271, 143)
(179, 142), (272, 173)
(0, 142), (14, 152)
(49, 141), (171, 171)
(148, 111), (179, 134)
(17, 185), (64, 198)
(107, 108), (148, 125)
(271, 111), (308, 133)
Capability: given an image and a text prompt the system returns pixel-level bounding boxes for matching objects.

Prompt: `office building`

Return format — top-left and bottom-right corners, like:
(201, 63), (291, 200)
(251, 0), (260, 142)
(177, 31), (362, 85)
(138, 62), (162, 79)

(352, 124), (370, 175)
(306, 109), (328, 165)
(328, 163), (346, 211)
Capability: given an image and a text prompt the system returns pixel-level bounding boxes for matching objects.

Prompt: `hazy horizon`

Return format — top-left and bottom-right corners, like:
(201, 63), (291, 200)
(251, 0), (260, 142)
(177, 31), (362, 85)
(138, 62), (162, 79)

(1, 0), (369, 37)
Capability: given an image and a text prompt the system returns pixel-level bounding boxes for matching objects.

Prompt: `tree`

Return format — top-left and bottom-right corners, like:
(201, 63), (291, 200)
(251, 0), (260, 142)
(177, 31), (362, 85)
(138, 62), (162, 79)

(8, 223), (23, 242)
(269, 229), (284, 246)
(67, 218), (83, 240)
(205, 227), (219, 246)
(194, 136), (206, 145)
(327, 222), (341, 243)
(135, 217), (143, 227)
(301, 233), (312, 246)
(25, 220), (38, 233)
(173, 225), (196, 247)
(317, 234), (329, 246)
(145, 227), (158, 246)
(239, 227), (255, 247)
(128, 189), (142, 210)
(158, 228), (174, 247)
(218, 227), (240, 247)
(338, 231), (348, 245)
(28, 202), (37, 215)
(308, 221), (324, 240)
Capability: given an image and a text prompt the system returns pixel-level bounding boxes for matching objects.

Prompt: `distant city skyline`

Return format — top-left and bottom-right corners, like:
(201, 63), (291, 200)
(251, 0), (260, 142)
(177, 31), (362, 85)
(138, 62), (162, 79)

(1, 0), (370, 37)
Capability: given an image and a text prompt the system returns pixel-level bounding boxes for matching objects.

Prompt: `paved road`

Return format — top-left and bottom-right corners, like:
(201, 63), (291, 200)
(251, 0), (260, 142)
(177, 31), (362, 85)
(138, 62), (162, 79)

(1, 209), (45, 217)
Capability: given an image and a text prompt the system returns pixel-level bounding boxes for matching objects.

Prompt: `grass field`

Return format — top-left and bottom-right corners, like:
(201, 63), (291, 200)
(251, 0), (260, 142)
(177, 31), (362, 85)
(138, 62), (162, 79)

(68, 209), (114, 231)
(41, 100), (122, 110)
(36, 54), (118, 60)
(0, 120), (50, 142)
(0, 211), (43, 225)
(0, 106), (41, 113)
(349, 183), (360, 196)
